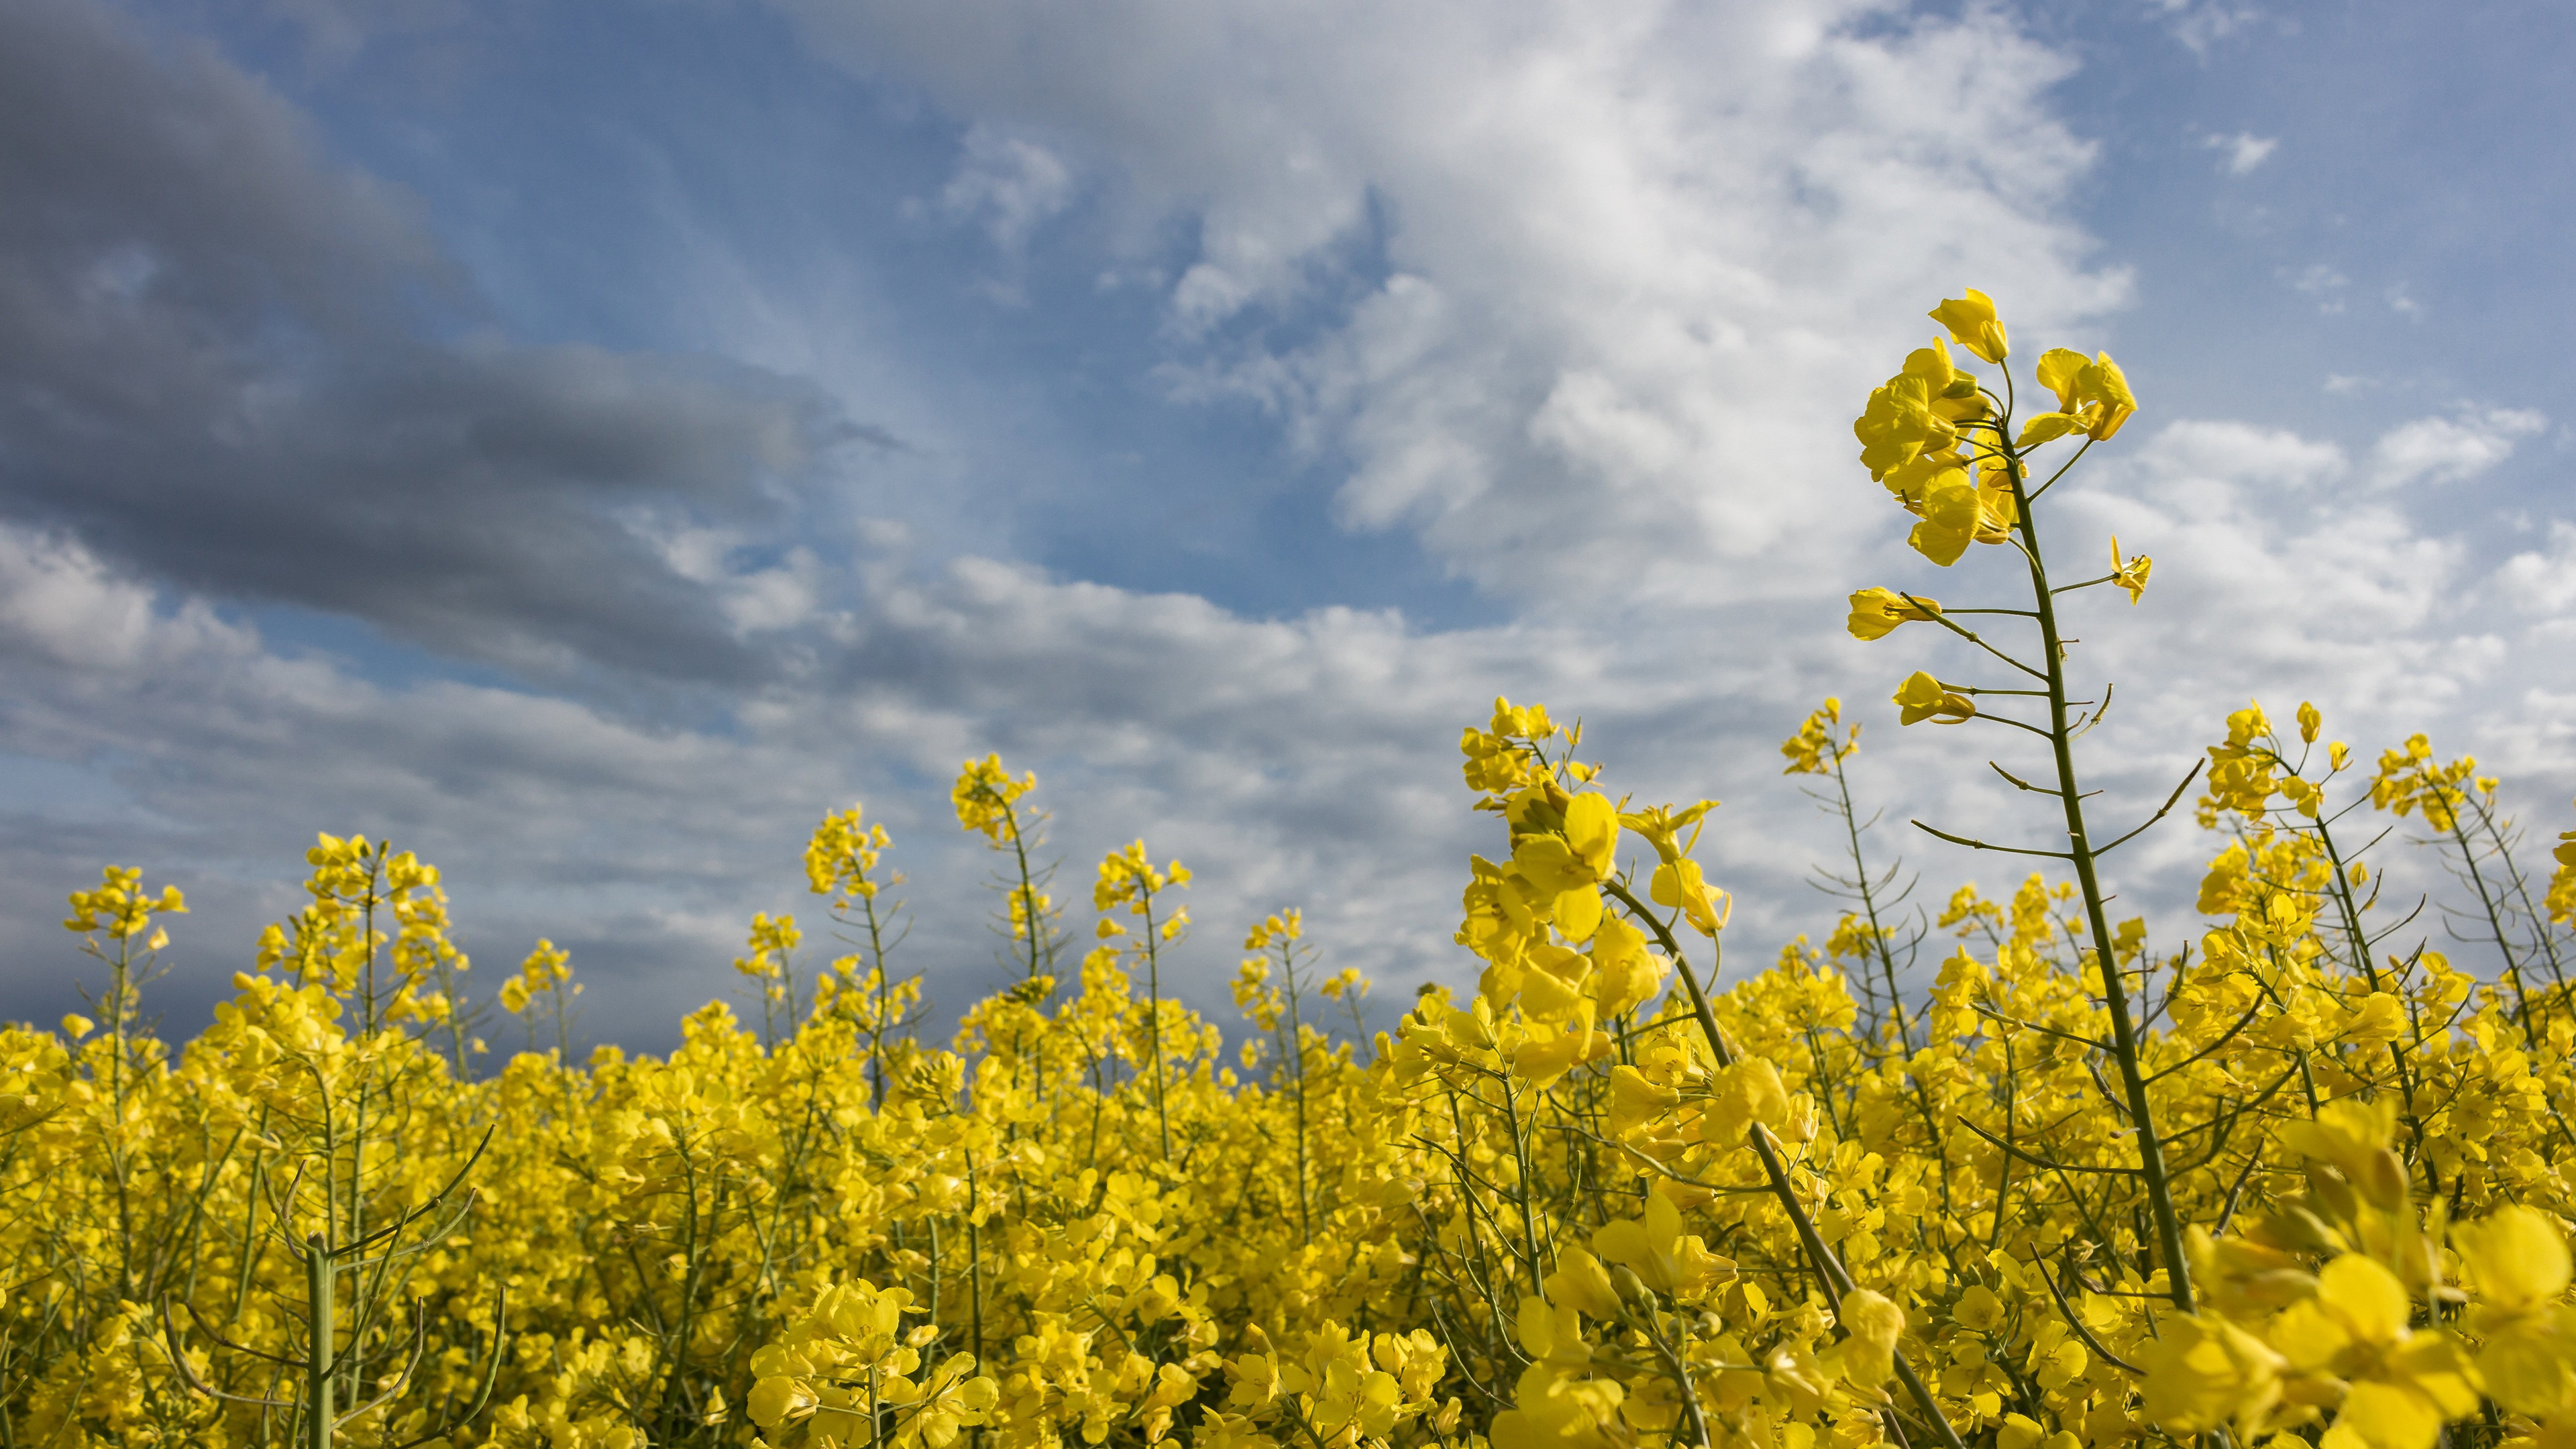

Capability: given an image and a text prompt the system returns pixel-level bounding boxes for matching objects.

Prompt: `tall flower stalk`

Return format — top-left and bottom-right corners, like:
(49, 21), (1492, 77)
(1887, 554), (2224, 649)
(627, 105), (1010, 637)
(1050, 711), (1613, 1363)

(1849, 289), (2199, 1311)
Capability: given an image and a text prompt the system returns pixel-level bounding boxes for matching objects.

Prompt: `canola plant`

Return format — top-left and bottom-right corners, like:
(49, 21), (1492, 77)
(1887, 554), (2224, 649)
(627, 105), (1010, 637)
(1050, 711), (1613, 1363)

(15, 292), (2576, 1449)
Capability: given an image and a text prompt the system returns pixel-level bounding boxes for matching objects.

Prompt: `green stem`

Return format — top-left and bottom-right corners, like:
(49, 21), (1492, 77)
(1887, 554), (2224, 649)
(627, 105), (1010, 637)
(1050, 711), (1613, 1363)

(1996, 401), (2193, 1315)
(2440, 794), (2537, 1048)
(965, 1152), (985, 1374)
(1140, 885), (1172, 1163)
(305, 1235), (333, 1449)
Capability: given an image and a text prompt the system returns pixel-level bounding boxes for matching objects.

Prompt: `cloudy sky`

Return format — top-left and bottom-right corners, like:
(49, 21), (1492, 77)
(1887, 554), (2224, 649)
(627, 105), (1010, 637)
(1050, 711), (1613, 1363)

(5, 0), (2570, 1053)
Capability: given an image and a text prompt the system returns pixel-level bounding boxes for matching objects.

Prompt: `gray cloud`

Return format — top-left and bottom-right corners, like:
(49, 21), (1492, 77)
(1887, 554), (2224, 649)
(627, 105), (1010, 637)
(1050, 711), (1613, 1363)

(0, 515), (1864, 1053)
(0, 0), (871, 684)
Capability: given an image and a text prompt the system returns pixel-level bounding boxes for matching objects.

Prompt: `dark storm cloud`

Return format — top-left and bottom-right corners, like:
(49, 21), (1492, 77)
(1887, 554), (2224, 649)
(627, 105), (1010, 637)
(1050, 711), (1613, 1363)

(0, 0), (871, 682)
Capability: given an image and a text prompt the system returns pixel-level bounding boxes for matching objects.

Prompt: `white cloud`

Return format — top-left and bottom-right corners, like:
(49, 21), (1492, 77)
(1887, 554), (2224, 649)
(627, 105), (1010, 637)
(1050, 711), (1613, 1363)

(2502, 521), (2576, 616)
(633, 519), (824, 635)
(2204, 131), (2277, 174)
(938, 125), (1077, 253)
(2128, 418), (2345, 493)
(2147, 1), (2263, 55)
(0, 524), (254, 671)
(719, 549), (824, 637)
(2369, 408), (2548, 490)
(769, 0), (2129, 614)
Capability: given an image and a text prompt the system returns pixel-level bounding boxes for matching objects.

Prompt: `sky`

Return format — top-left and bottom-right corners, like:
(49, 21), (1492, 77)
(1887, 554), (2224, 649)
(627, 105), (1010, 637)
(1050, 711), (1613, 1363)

(4, 0), (2571, 1055)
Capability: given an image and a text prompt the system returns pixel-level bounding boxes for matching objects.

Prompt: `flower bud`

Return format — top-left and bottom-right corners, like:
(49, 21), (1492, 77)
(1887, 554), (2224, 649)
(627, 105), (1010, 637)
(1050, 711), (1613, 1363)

(1609, 1264), (1656, 1312)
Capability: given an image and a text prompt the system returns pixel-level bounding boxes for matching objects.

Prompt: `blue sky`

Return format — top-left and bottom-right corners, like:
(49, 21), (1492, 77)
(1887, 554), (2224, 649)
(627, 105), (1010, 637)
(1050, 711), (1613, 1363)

(5, 0), (2569, 1052)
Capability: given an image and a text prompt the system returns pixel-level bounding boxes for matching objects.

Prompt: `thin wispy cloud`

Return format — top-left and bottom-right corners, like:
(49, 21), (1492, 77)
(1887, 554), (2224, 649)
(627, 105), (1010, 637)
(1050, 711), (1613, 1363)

(2205, 130), (2278, 174)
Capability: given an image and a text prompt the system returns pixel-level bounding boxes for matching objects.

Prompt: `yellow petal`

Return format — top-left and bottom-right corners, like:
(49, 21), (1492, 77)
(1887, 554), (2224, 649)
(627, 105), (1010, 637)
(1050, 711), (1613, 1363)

(1554, 883), (1603, 944)
(1562, 794), (1619, 881)
(1907, 519), (1972, 567)
(2035, 348), (2090, 411)
(1644, 1186), (1683, 1249)
(1954, 1285), (2005, 1332)
(1544, 1248), (1624, 1320)
(2338, 1381), (2440, 1449)
(1927, 290), (2008, 364)
(2015, 412), (2084, 449)
(2479, 1324), (2576, 1417)
(2317, 1254), (2412, 1346)
(2455, 1205), (2572, 1310)
(2078, 353), (2137, 439)
(1838, 1289), (1904, 1387)
(1921, 469), (1982, 533)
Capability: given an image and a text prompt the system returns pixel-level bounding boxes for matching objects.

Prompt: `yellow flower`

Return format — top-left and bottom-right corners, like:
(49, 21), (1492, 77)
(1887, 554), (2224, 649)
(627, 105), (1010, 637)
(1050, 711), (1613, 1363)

(1928, 288), (2008, 362)
(1854, 376), (1960, 480)
(1892, 672), (1974, 726)
(1542, 1248), (1624, 1320)
(2455, 1207), (2576, 1415)
(2141, 1313), (2288, 1438)
(1566, 795), (1618, 867)
(1617, 800), (1715, 865)
(1952, 1285), (2005, 1333)
(1845, 588), (1941, 642)
(2266, 1256), (2481, 1449)
(1836, 1289), (1904, 1387)
(1518, 946), (1592, 1025)
(1224, 1352), (1281, 1411)
(1586, 916), (1667, 1018)
(951, 753), (1036, 841)
(2278, 1097), (2410, 1213)
(1591, 1187), (1735, 1300)
(1780, 698), (1856, 773)
(2110, 537), (2152, 604)
(2034, 347), (2137, 439)
(2457, 1206), (2574, 1315)
(1605, 1065), (1680, 1136)
(1513, 1018), (1611, 1087)
(2078, 352), (2137, 438)
(1909, 468), (1982, 566)
(1719, 1058), (1791, 1136)
(1648, 857), (1727, 936)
